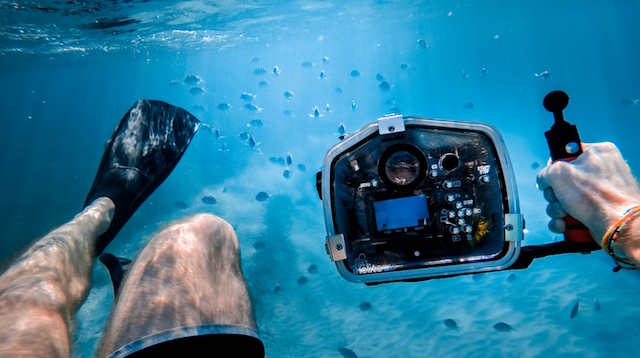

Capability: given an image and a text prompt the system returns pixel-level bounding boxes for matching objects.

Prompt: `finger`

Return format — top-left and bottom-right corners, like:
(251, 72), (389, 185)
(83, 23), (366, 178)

(543, 187), (558, 203)
(536, 164), (551, 192)
(548, 218), (566, 234)
(546, 201), (568, 219)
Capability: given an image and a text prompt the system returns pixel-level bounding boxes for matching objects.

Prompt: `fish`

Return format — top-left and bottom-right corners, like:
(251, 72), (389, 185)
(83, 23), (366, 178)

(338, 122), (347, 135)
(283, 90), (295, 99)
(376, 73), (385, 81)
(531, 162), (540, 170)
(238, 131), (249, 141)
(283, 110), (293, 117)
(174, 201), (188, 210)
(593, 298), (601, 311)
(493, 322), (515, 332)
(273, 66), (281, 75)
(255, 191), (271, 202)
(240, 92), (256, 101)
(189, 86), (204, 94)
(319, 70), (327, 79)
(400, 63), (409, 70)
(283, 167), (292, 179)
(253, 67), (267, 75)
(337, 347), (358, 358)
(212, 128), (223, 140)
(276, 157), (286, 165)
(351, 100), (357, 110)
(297, 276), (308, 285)
(273, 283), (282, 293)
(620, 98), (638, 106)
(251, 57), (260, 63)
(507, 273), (517, 282)
(184, 75), (200, 84)
(444, 319), (459, 330)
(286, 152), (293, 165)
(297, 163), (306, 172)
(217, 103), (231, 110)
(481, 68), (488, 75)
(417, 38), (428, 48)
(570, 300), (579, 319)
(384, 99), (395, 105)
(389, 105), (400, 113)
(302, 61), (314, 68)
(253, 241), (266, 249)
(472, 273), (484, 281)
(350, 69), (361, 77)
(310, 106), (322, 118)
(244, 103), (262, 112)
(169, 79), (182, 86)
(218, 143), (229, 152)
(463, 102), (474, 110)
(269, 157), (278, 164)
(359, 302), (372, 311)
(321, 56), (330, 63)
(335, 87), (343, 93)
(201, 195), (217, 205)
(192, 105), (205, 112)
(248, 135), (259, 147)
(258, 80), (269, 87)
(307, 264), (318, 274)
(461, 70), (469, 80)
(379, 81), (391, 91)
(325, 103), (331, 112)
(535, 70), (550, 79)
(248, 119), (263, 128)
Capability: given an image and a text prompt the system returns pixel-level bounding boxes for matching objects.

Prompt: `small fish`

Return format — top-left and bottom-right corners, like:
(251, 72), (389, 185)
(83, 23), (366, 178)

(283, 110), (293, 117)
(321, 56), (330, 63)
(217, 103), (231, 110)
(472, 273), (484, 281)
(253, 241), (266, 249)
(335, 87), (343, 93)
(169, 79), (182, 86)
(461, 70), (469, 80)
(238, 131), (249, 141)
(297, 163), (306, 172)
(570, 300), (579, 319)
(273, 283), (282, 293)
(310, 106), (322, 118)
(244, 103), (262, 112)
(276, 157), (285, 165)
(283, 90), (295, 99)
(255, 191), (271, 202)
(444, 319), (459, 330)
(192, 105), (205, 112)
(283, 167), (292, 179)
(531, 162), (540, 170)
(248, 119), (263, 128)
(379, 81), (391, 91)
(258, 80), (269, 87)
(481, 68), (488, 75)
(376, 73), (385, 81)
(620, 98), (638, 106)
(286, 152), (293, 165)
(389, 105), (401, 113)
(535, 70), (550, 80)
(297, 276), (308, 285)
(189, 86), (204, 94)
(384, 99), (395, 106)
(337, 347), (358, 358)
(240, 92), (255, 101)
(253, 67), (267, 75)
(248, 135), (259, 147)
(337, 122), (347, 135)
(184, 75), (200, 84)
(507, 273), (517, 282)
(251, 57), (260, 63)
(307, 264), (318, 274)
(212, 128), (222, 140)
(273, 66), (281, 75)
(463, 102), (474, 110)
(174, 201), (188, 210)
(417, 38), (428, 48)
(400, 63), (409, 70)
(301, 61), (314, 68)
(269, 157), (278, 164)
(325, 103), (331, 112)
(593, 298), (601, 311)
(201, 195), (217, 205)
(359, 302), (372, 311)
(350, 69), (361, 77)
(493, 322), (515, 332)
(218, 143), (229, 152)
(351, 100), (357, 110)
(319, 70), (326, 79)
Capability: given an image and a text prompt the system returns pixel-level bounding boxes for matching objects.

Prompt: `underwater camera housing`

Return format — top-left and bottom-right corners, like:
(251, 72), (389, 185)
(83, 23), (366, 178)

(317, 114), (523, 284)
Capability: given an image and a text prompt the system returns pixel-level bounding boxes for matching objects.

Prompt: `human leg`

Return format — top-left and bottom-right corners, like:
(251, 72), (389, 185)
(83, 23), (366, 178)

(0, 197), (114, 357)
(98, 213), (260, 357)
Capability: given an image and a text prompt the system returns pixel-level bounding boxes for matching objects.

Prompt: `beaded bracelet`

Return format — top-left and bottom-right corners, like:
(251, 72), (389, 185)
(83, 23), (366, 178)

(601, 205), (640, 272)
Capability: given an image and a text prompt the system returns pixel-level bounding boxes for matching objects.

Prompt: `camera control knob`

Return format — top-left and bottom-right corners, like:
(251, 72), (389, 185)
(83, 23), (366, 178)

(442, 180), (453, 189)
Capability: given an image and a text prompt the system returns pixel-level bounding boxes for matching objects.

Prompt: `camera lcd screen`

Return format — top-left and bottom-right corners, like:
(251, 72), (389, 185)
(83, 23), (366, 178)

(373, 195), (429, 231)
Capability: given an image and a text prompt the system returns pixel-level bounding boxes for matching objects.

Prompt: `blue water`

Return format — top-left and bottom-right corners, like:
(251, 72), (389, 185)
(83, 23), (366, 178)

(1, 1), (640, 357)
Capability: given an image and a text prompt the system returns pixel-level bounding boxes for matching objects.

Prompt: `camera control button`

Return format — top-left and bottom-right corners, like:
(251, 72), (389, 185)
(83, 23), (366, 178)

(449, 226), (461, 234)
(454, 201), (463, 209)
(462, 224), (473, 233)
(442, 180), (453, 189)
(456, 218), (466, 226)
(429, 170), (439, 178)
(445, 194), (455, 203)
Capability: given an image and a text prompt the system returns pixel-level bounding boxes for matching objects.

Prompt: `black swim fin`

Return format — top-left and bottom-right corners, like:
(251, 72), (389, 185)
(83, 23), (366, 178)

(84, 100), (200, 255)
(99, 253), (132, 298)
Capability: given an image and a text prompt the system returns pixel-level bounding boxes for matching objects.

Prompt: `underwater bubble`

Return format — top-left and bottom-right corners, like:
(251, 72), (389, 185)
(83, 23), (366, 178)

(307, 264), (318, 274)
(174, 201), (188, 210)
(201, 196), (217, 205)
(297, 276), (308, 285)
(350, 70), (360, 77)
(570, 300), (580, 319)
(444, 319), (459, 330)
(338, 347), (358, 358)
(255, 192), (270, 202)
(359, 302), (372, 311)
(493, 322), (515, 332)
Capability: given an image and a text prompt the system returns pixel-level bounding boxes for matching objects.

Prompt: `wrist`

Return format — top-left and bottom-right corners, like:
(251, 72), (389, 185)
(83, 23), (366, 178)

(613, 212), (640, 267)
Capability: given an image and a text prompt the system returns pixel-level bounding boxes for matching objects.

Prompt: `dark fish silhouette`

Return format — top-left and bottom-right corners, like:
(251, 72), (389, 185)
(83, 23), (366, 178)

(620, 98), (638, 106)
(201, 196), (217, 205)
(338, 122), (347, 135)
(192, 105), (205, 112)
(531, 162), (541, 170)
(240, 92), (255, 101)
(269, 157), (278, 164)
(481, 68), (488, 75)
(444, 319), (459, 330)
(256, 192), (270, 202)
(302, 61), (314, 68)
(297, 276), (308, 285)
(322, 56), (330, 63)
(258, 80), (269, 87)
(463, 102), (474, 110)
(379, 81), (391, 91)
(276, 157), (286, 165)
(319, 70), (326, 79)
(248, 135), (259, 147)
(248, 119), (263, 128)
(493, 322), (515, 332)
(169, 79), (181, 86)
(338, 347), (358, 358)
(376, 73), (385, 81)
(273, 283), (282, 293)
(350, 70), (361, 77)
(174, 201), (188, 209)
(535, 70), (550, 80)
(238, 131), (249, 141)
(417, 38), (428, 48)
(359, 302), (372, 311)
(593, 298), (601, 311)
(507, 273), (517, 283)
(253, 67), (267, 75)
(297, 163), (306, 172)
(283, 167), (292, 179)
(335, 87), (343, 93)
(244, 103), (262, 112)
(273, 66), (281, 75)
(351, 100), (357, 110)
(253, 241), (266, 249)
(283, 110), (293, 116)
(400, 63), (409, 70)
(217, 103), (231, 110)
(284, 90), (295, 99)
(389, 105), (401, 113)
(472, 273), (484, 281)
(461, 70), (469, 80)
(570, 300), (579, 319)
(307, 264), (318, 274)
(184, 75), (200, 84)
(286, 152), (293, 165)
(189, 86), (204, 94)
(251, 57), (260, 63)
(325, 103), (331, 112)
(82, 16), (140, 30)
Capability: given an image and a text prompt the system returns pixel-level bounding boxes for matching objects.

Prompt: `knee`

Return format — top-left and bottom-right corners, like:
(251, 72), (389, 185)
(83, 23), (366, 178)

(175, 213), (239, 251)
